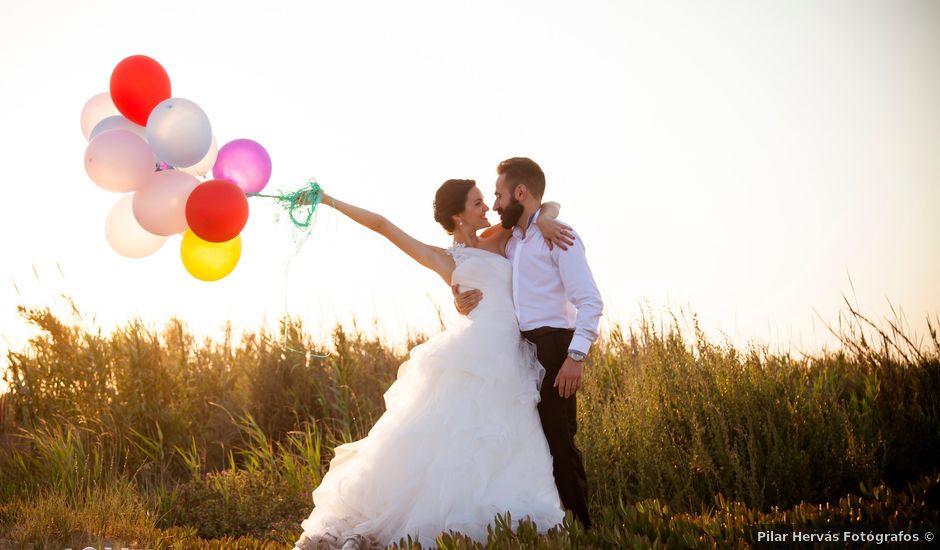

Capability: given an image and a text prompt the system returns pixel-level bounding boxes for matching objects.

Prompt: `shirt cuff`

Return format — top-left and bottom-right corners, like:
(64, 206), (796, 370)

(567, 335), (592, 357)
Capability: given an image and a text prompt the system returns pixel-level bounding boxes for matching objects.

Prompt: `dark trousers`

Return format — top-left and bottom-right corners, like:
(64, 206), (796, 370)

(522, 326), (592, 529)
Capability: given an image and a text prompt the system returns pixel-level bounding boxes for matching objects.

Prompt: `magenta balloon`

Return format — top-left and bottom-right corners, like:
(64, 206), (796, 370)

(212, 139), (272, 193)
(132, 170), (200, 236)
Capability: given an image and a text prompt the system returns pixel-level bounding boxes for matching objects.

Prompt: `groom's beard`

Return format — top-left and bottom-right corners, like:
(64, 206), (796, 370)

(497, 197), (525, 229)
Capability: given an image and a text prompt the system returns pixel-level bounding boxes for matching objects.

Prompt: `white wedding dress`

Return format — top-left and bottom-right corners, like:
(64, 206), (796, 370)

(294, 243), (564, 549)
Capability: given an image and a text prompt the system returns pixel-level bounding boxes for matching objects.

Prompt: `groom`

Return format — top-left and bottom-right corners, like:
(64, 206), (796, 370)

(454, 157), (603, 529)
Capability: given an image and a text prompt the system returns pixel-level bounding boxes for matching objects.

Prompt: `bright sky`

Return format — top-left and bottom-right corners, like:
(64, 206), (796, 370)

(2, 0), (939, 391)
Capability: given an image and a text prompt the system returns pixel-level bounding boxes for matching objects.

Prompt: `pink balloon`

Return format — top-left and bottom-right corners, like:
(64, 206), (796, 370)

(212, 139), (272, 193)
(92, 115), (168, 168)
(132, 170), (200, 236)
(84, 129), (154, 193)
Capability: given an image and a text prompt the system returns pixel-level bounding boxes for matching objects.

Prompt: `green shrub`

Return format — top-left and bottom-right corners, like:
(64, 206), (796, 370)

(168, 468), (307, 540)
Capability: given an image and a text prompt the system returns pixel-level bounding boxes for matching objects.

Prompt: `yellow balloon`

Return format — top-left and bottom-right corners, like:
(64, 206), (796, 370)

(180, 229), (241, 281)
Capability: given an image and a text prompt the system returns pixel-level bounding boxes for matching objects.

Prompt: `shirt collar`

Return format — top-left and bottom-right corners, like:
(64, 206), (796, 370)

(512, 208), (541, 240)
(530, 208), (542, 225)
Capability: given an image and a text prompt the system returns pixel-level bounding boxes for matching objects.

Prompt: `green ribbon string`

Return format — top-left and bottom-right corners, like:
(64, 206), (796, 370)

(246, 178), (323, 247)
(247, 178), (330, 360)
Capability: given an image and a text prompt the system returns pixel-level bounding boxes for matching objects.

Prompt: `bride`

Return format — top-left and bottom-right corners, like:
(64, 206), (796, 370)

(293, 179), (572, 549)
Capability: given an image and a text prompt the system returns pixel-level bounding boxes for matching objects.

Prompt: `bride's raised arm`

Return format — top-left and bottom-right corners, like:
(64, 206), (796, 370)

(318, 192), (456, 284)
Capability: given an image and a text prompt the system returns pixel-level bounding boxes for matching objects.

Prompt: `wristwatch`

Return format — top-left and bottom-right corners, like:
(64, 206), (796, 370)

(567, 350), (586, 362)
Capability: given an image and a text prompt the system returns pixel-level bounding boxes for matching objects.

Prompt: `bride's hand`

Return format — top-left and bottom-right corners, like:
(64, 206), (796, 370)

(294, 191), (311, 206)
(295, 189), (328, 206)
(537, 218), (575, 251)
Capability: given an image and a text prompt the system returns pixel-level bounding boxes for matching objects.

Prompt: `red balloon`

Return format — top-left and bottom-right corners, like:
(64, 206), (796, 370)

(185, 180), (249, 243)
(110, 55), (171, 126)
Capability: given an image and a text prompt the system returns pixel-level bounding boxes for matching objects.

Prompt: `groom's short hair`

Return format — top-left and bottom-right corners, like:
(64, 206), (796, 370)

(497, 157), (545, 200)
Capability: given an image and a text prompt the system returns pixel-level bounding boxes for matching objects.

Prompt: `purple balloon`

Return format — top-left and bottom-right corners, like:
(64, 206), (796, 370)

(212, 139), (272, 193)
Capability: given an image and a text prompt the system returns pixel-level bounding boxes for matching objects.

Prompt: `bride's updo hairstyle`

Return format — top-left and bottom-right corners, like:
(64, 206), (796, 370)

(433, 179), (476, 234)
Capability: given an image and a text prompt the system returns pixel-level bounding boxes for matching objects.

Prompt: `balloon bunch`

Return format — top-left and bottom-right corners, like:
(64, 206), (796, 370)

(81, 55), (273, 281)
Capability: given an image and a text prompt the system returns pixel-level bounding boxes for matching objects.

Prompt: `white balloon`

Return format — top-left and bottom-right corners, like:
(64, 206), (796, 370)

(146, 98), (212, 168)
(90, 115), (147, 141)
(105, 194), (167, 258)
(80, 93), (120, 140)
(84, 129), (154, 193)
(179, 135), (218, 178)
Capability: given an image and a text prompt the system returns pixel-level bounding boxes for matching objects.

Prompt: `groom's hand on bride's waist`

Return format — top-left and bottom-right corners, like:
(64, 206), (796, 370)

(452, 284), (482, 316)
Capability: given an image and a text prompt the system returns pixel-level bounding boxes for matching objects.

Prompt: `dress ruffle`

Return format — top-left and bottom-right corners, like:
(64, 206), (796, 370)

(294, 245), (563, 549)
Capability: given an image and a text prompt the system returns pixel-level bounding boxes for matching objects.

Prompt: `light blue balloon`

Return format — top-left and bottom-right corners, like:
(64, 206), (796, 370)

(146, 98), (212, 169)
(90, 115), (147, 141)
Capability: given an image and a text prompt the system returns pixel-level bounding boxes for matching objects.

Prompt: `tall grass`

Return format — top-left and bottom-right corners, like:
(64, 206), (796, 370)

(579, 306), (940, 514)
(1, 298), (938, 548)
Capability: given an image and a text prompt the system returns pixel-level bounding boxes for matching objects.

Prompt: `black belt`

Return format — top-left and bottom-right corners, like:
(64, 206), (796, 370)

(522, 326), (574, 340)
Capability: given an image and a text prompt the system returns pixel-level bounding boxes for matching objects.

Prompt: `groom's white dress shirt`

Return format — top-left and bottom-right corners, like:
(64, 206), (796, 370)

(506, 209), (603, 356)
